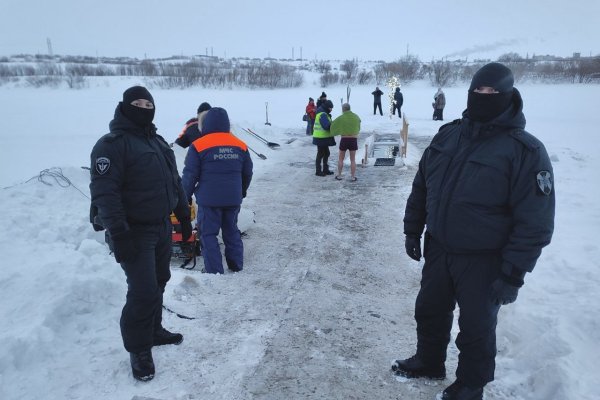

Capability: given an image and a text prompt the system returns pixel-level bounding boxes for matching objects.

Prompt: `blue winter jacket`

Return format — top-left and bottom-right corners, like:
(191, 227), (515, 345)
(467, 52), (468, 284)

(182, 132), (253, 207)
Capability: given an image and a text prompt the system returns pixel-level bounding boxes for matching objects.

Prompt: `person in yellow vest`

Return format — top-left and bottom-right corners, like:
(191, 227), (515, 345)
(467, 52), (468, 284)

(331, 103), (361, 181)
(312, 100), (336, 176)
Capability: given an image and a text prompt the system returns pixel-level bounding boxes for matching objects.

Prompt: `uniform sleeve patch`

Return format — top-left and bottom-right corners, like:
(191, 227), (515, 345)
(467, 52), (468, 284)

(536, 170), (553, 195)
(95, 157), (111, 175)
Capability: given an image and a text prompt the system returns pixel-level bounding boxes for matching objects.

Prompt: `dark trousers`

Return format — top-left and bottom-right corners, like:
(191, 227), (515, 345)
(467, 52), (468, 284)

(197, 205), (243, 274)
(433, 108), (444, 120)
(373, 102), (383, 115)
(316, 146), (331, 172)
(118, 219), (172, 353)
(393, 104), (402, 118)
(306, 118), (315, 135)
(415, 233), (502, 388)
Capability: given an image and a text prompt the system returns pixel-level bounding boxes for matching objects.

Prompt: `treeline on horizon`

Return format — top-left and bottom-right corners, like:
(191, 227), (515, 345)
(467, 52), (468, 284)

(1, 52), (599, 89)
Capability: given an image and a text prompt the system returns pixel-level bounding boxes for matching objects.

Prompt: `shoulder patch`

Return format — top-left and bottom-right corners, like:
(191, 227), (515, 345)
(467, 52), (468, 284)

(509, 130), (540, 151)
(536, 170), (553, 195)
(95, 157), (111, 175)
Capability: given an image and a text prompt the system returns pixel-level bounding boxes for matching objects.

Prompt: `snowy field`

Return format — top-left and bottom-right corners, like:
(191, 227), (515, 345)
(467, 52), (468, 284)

(0, 77), (599, 400)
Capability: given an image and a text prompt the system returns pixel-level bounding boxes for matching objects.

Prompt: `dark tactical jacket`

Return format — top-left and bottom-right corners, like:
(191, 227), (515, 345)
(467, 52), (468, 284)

(90, 105), (189, 234)
(404, 88), (555, 274)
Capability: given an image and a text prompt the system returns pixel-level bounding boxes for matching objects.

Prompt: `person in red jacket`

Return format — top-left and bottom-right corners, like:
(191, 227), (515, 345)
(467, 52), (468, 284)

(305, 97), (316, 135)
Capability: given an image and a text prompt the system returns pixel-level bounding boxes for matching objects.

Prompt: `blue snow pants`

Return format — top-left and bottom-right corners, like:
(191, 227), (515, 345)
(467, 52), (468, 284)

(197, 205), (243, 274)
(116, 218), (172, 353)
(414, 233), (502, 388)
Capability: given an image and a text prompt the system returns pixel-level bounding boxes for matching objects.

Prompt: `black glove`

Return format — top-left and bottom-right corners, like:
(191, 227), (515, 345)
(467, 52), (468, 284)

(405, 235), (422, 261)
(491, 279), (520, 305)
(180, 219), (193, 242)
(110, 230), (138, 263)
(491, 264), (525, 305)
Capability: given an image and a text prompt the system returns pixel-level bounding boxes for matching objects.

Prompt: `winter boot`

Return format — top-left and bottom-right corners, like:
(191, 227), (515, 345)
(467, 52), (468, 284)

(315, 164), (326, 177)
(153, 327), (183, 346)
(391, 355), (446, 379)
(130, 350), (155, 381)
(440, 380), (484, 400)
(226, 258), (242, 272)
(323, 165), (334, 175)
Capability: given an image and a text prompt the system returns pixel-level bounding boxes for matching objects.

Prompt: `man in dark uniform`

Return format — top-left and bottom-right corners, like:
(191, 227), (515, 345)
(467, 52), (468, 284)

(182, 107), (253, 274)
(89, 86), (193, 382)
(372, 86), (384, 115)
(393, 86), (403, 118)
(392, 63), (555, 400)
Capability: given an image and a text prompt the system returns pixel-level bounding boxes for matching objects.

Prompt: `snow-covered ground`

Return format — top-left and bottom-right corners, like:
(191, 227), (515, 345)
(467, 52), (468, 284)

(0, 78), (599, 400)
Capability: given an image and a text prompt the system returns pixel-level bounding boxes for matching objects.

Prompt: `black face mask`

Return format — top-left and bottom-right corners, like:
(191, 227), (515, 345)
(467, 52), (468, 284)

(467, 91), (513, 123)
(121, 102), (155, 127)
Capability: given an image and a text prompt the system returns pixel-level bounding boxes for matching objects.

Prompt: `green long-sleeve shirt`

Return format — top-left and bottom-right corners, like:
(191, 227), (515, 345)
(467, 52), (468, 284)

(331, 110), (361, 136)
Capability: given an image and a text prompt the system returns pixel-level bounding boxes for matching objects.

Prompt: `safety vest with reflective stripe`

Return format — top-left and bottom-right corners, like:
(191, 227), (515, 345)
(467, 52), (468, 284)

(312, 112), (332, 138)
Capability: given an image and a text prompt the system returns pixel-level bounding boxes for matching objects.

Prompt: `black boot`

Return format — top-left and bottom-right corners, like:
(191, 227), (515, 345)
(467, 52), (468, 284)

(323, 165), (334, 175)
(153, 327), (183, 346)
(315, 164), (326, 176)
(130, 350), (155, 381)
(441, 380), (484, 400)
(391, 355), (446, 379)
(226, 258), (242, 272)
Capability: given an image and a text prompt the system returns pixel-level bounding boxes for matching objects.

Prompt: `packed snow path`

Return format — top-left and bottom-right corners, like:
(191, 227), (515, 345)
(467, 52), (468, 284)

(158, 133), (446, 399)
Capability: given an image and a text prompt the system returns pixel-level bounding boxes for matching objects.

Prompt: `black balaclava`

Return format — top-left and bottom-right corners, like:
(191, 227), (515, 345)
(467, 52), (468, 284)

(467, 62), (514, 123)
(324, 100), (334, 114)
(121, 86), (155, 127)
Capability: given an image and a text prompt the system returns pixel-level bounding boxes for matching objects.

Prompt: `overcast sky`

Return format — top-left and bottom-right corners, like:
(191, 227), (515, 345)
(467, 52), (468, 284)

(1, 0), (598, 61)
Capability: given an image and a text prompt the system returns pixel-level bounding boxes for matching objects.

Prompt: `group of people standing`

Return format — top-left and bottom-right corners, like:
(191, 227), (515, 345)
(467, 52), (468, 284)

(89, 62), (555, 400)
(370, 84), (446, 121)
(371, 86), (404, 117)
(306, 91), (361, 181)
(89, 87), (253, 382)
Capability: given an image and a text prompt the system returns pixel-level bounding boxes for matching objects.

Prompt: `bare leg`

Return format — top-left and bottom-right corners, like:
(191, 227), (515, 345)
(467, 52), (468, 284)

(337, 150), (346, 177)
(349, 150), (357, 178)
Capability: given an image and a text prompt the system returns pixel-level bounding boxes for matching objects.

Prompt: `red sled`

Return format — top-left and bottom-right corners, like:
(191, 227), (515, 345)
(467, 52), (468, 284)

(170, 207), (201, 270)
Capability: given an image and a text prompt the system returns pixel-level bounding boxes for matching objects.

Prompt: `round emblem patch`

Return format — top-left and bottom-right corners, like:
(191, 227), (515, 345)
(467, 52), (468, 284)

(95, 157), (111, 175)
(536, 170), (553, 195)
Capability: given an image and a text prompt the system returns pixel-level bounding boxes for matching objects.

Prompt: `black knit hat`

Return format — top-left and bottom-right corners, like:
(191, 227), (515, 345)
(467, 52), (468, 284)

(202, 107), (230, 134)
(469, 62), (514, 93)
(320, 92), (327, 98)
(123, 86), (154, 105)
(197, 102), (212, 114)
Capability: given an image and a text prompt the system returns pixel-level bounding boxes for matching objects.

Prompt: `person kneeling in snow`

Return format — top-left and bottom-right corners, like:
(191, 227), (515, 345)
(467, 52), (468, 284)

(182, 107), (253, 274)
